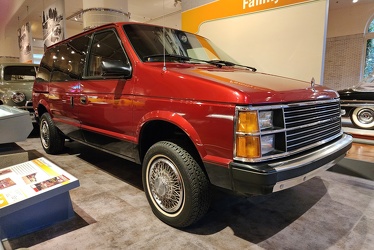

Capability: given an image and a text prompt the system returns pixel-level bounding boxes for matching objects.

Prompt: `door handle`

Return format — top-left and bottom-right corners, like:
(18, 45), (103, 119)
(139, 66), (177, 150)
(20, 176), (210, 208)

(70, 96), (74, 107)
(80, 96), (87, 105)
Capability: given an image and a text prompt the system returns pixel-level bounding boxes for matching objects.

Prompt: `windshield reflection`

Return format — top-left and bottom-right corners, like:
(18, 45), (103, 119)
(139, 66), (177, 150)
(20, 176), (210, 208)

(123, 24), (236, 64)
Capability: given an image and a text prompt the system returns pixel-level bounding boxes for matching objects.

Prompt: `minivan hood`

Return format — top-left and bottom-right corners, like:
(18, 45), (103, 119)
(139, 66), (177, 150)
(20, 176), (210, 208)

(163, 65), (338, 104)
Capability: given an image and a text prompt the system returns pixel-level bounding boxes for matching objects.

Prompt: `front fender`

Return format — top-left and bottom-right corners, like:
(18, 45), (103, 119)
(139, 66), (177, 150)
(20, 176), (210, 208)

(137, 110), (207, 158)
(35, 98), (51, 118)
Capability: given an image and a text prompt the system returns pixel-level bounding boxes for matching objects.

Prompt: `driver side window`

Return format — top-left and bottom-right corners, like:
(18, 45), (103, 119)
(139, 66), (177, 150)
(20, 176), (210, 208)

(88, 29), (130, 77)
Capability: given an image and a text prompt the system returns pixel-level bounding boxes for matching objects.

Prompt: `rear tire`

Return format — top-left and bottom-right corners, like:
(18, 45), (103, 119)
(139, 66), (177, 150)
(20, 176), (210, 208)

(350, 107), (374, 129)
(39, 113), (65, 154)
(142, 141), (211, 228)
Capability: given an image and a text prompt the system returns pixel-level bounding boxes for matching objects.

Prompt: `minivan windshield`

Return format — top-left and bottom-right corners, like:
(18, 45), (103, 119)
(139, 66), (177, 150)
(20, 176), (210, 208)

(123, 24), (237, 64)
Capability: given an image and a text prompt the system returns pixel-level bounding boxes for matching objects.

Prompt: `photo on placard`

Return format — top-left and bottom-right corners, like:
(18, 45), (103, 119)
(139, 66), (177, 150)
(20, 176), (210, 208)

(32, 175), (70, 192)
(0, 169), (12, 176)
(0, 178), (16, 190)
(22, 173), (38, 184)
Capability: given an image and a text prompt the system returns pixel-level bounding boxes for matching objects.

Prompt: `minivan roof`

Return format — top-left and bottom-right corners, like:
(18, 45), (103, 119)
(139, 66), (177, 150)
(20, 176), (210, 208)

(45, 22), (169, 50)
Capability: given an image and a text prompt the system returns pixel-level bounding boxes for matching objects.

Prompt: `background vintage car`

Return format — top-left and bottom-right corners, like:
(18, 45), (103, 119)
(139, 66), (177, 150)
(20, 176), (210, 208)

(338, 82), (374, 130)
(0, 63), (38, 121)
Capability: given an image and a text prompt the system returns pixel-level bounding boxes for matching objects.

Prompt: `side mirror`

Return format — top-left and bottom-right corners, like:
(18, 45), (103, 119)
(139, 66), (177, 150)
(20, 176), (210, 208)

(101, 59), (132, 78)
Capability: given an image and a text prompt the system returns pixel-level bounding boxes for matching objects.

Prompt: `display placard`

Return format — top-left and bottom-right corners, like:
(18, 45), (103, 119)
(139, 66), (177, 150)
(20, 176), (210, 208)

(0, 157), (78, 210)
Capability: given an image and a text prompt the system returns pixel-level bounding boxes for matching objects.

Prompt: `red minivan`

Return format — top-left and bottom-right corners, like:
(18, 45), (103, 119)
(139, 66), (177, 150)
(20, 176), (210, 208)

(33, 22), (352, 227)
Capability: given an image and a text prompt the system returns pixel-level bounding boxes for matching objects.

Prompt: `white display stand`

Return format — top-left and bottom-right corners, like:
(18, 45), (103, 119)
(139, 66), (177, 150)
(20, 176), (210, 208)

(0, 157), (80, 240)
(0, 105), (33, 144)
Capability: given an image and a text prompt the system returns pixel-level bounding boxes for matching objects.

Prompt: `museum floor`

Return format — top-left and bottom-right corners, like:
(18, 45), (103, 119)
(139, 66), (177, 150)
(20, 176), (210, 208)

(2, 127), (374, 250)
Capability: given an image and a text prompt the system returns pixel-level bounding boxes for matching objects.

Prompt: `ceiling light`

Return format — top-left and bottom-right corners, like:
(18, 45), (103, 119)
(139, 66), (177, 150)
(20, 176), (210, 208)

(352, 0), (358, 3)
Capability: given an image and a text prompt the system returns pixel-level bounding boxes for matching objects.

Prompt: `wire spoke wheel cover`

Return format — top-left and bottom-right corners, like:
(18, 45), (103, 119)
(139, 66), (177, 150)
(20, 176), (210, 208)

(39, 113), (65, 154)
(142, 141), (211, 228)
(148, 156), (184, 213)
(40, 119), (50, 149)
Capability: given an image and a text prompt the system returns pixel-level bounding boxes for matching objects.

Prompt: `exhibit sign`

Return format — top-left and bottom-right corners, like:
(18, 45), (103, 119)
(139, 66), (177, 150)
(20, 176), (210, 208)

(42, 0), (66, 48)
(17, 22), (33, 63)
(182, 0), (316, 33)
(0, 157), (77, 209)
(182, 0), (328, 83)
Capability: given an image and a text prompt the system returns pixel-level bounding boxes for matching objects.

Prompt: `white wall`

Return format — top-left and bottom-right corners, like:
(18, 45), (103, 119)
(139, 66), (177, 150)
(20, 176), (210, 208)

(323, 1), (374, 89)
(198, 0), (328, 83)
(327, 2), (374, 37)
(0, 16), (179, 62)
(0, 24), (19, 59)
(145, 12), (181, 29)
(0, 0), (26, 59)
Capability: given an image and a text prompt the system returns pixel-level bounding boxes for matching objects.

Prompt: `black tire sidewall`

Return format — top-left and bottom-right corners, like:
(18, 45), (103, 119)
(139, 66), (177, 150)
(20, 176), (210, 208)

(142, 141), (210, 228)
(40, 113), (64, 154)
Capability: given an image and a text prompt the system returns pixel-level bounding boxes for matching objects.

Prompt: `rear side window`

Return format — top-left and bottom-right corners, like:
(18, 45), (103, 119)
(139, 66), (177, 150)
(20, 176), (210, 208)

(51, 35), (90, 82)
(88, 30), (130, 77)
(37, 48), (55, 83)
(37, 35), (90, 83)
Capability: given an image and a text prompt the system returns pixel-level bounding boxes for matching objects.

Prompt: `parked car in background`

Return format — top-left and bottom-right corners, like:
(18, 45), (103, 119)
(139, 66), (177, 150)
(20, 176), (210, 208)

(0, 63), (38, 121)
(338, 81), (374, 130)
(33, 22), (352, 228)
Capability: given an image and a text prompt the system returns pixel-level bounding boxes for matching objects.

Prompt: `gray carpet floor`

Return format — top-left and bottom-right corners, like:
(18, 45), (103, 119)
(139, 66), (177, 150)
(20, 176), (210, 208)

(2, 136), (374, 250)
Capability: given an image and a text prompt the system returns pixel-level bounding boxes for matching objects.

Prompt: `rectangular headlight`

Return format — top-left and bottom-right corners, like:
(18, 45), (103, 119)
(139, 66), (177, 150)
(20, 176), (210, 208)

(261, 134), (275, 155)
(235, 109), (276, 160)
(259, 111), (273, 130)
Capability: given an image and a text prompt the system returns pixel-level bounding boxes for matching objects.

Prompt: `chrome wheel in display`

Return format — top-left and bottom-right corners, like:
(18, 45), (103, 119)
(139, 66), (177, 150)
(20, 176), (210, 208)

(351, 107), (374, 129)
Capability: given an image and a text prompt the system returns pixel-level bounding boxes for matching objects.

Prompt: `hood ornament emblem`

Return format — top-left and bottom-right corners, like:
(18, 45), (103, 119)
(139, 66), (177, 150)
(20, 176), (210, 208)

(310, 77), (316, 92)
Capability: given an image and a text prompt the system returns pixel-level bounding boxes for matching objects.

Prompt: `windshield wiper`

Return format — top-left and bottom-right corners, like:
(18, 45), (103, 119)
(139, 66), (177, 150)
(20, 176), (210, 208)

(143, 54), (257, 72)
(144, 54), (213, 65)
(208, 60), (257, 72)
(143, 54), (191, 62)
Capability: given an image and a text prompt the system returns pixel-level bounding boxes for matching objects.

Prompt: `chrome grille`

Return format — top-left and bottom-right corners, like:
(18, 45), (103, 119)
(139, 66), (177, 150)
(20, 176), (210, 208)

(234, 99), (343, 163)
(284, 100), (342, 152)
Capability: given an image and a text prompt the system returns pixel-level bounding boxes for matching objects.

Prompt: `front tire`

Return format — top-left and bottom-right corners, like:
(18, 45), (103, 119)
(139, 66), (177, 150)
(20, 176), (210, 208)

(39, 113), (65, 154)
(350, 107), (374, 129)
(142, 141), (211, 228)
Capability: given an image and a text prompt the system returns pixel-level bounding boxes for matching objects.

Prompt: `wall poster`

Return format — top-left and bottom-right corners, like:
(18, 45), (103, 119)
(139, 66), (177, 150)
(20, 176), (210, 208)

(42, 0), (66, 48)
(18, 22), (33, 63)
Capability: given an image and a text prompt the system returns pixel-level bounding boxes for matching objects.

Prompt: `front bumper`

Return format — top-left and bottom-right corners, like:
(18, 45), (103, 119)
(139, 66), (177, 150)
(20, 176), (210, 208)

(228, 133), (352, 195)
